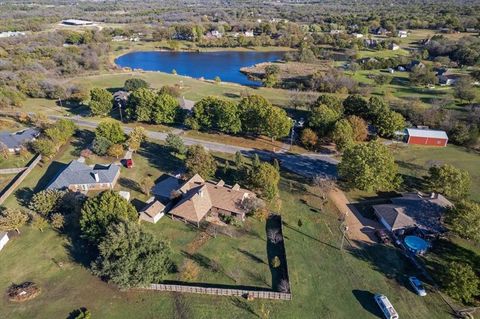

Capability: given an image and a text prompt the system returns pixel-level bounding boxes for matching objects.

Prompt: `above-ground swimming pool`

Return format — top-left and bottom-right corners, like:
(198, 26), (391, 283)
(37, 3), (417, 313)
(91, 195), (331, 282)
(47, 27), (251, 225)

(404, 235), (429, 254)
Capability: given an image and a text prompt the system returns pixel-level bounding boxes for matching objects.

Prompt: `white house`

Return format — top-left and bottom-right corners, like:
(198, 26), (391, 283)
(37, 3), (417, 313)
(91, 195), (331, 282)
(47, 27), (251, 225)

(0, 232), (9, 252)
(397, 30), (408, 38)
(244, 30), (254, 37)
(0, 31), (26, 38)
(352, 33), (364, 38)
(389, 43), (400, 51)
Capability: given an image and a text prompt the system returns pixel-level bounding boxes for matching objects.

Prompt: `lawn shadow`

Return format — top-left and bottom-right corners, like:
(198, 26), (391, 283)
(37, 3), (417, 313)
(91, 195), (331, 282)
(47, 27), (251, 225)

(352, 290), (384, 318)
(266, 214), (290, 292)
(138, 141), (184, 174)
(282, 220), (338, 250)
(230, 297), (259, 318)
(70, 130), (95, 156)
(13, 187), (34, 207)
(238, 248), (265, 264)
(118, 177), (142, 193)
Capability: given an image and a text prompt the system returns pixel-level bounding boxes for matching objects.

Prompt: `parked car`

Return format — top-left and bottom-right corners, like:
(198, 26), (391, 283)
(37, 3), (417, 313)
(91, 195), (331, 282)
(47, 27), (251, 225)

(374, 294), (399, 319)
(375, 229), (391, 244)
(408, 276), (427, 296)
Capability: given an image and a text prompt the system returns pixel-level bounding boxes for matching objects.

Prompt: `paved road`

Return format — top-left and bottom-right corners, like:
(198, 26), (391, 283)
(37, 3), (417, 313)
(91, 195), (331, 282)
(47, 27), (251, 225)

(50, 115), (338, 179)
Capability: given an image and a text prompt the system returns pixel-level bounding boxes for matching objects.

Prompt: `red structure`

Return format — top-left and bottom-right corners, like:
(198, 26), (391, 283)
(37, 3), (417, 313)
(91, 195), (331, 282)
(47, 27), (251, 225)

(125, 159), (134, 168)
(405, 128), (448, 147)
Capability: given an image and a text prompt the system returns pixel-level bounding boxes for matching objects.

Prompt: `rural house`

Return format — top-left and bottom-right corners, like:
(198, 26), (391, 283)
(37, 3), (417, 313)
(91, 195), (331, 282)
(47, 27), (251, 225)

(0, 128), (39, 153)
(373, 192), (452, 233)
(152, 174), (255, 226)
(47, 159), (120, 192)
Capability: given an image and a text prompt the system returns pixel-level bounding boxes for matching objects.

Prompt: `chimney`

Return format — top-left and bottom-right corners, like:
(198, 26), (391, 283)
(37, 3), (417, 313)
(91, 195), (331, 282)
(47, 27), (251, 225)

(93, 172), (100, 183)
(430, 192), (436, 199)
(217, 180), (225, 187)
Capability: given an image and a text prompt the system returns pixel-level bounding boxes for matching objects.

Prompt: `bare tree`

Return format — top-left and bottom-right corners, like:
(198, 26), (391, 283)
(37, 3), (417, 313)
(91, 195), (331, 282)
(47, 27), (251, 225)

(278, 279), (290, 293)
(312, 175), (337, 198)
(267, 228), (283, 244)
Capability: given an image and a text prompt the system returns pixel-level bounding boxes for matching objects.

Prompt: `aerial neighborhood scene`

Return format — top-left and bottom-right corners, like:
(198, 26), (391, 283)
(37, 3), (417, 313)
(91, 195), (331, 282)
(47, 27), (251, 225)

(1, 0), (480, 318)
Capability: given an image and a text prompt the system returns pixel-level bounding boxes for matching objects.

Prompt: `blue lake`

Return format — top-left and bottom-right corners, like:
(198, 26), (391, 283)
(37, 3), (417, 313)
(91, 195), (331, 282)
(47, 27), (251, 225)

(115, 51), (285, 86)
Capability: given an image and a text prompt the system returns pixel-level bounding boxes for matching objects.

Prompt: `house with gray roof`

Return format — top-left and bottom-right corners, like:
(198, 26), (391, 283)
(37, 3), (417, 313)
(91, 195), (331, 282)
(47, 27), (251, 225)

(47, 159), (120, 192)
(0, 128), (39, 153)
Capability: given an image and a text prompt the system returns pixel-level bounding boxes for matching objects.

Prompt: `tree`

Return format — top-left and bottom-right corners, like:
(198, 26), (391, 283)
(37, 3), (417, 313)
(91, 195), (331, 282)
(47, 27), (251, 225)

(152, 93), (179, 124)
(428, 164), (471, 199)
(80, 190), (138, 244)
(343, 95), (369, 118)
(29, 189), (65, 217)
(31, 138), (56, 158)
(249, 162), (280, 201)
(126, 88), (156, 121)
(107, 144), (124, 158)
(91, 136), (112, 156)
(89, 88), (113, 117)
(300, 128), (318, 150)
(238, 95), (271, 135)
(374, 110), (405, 138)
(347, 115), (368, 142)
(127, 126), (146, 152)
(165, 133), (187, 155)
(95, 120), (126, 144)
(141, 176), (154, 197)
(332, 119), (354, 152)
(92, 220), (172, 289)
(271, 256), (281, 268)
(191, 96), (241, 134)
(446, 200), (480, 242)
(454, 77), (477, 103)
(31, 215), (48, 232)
(124, 78), (149, 92)
(0, 208), (28, 234)
(338, 141), (400, 192)
(313, 94), (343, 112)
(184, 145), (217, 179)
(235, 151), (244, 169)
(309, 104), (341, 137)
(409, 65), (437, 86)
(50, 213), (65, 230)
(264, 106), (292, 141)
(444, 261), (479, 304)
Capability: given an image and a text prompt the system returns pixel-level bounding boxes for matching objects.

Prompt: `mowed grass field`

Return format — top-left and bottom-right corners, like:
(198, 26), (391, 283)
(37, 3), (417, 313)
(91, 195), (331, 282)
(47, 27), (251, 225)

(0, 133), (453, 319)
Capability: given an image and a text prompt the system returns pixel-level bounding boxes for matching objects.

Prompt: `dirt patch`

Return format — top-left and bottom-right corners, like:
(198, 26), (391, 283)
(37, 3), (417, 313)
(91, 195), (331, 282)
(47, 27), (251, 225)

(240, 61), (331, 80)
(7, 282), (41, 302)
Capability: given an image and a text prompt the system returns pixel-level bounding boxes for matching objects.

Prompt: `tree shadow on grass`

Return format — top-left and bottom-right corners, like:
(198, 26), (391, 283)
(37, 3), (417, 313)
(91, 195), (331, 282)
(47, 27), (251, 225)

(266, 215), (290, 292)
(70, 130), (95, 156)
(13, 187), (34, 207)
(137, 141), (184, 174)
(118, 177), (142, 193)
(238, 248), (265, 264)
(230, 297), (259, 318)
(352, 290), (384, 318)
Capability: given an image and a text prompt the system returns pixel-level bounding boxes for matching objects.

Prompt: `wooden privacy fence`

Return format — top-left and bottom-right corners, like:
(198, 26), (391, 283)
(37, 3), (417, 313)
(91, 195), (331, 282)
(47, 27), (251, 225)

(0, 167), (26, 175)
(0, 154), (41, 205)
(144, 283), (292, 300)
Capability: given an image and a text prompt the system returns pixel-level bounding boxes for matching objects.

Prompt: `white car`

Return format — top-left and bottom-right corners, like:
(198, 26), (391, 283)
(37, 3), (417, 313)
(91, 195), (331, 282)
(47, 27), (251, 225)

(408, 276), (427, 296)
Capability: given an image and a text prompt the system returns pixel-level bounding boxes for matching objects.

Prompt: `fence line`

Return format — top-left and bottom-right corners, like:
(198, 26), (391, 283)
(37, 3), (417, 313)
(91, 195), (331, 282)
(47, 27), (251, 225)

(0, 167), (26, 175)
(143, 283), (292, 300)
(0, 154), (42, 205)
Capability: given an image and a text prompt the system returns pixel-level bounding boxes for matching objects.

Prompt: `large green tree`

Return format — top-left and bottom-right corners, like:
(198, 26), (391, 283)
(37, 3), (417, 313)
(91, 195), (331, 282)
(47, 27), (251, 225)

(313, 95), (343, 113)
(374, 110), (405, 138)
(264, 106), (292, 141)
(191, 96), (241, 134)
(80, 190), (138, 243)
(332, 119), (354, 152)
(446, 200), (480, 242)
(184, 145), (217, 179)
(343, 95), (369, 118)
(152, 93), (179, 124)
(92, 220), (172, 289)
(89, 88), (113, 117)
(126, 88), (156, 122)
(309, 104), (341, 137)
(428, 164), (471, 199)
(444, 261), (479, 304)
(124, 78), (149, 92)
(248, 162), (280, 201)
(338, 141), (400, 192)
(29, 189), (66, 217)
(238, 95), (271, 135)
(95, 120), (126, 144)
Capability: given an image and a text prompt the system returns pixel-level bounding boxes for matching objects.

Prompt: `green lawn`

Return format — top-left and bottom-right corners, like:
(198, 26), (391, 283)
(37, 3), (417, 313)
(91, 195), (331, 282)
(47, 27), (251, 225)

(0, 152), (34, 170)
(0, 132), (456, 319)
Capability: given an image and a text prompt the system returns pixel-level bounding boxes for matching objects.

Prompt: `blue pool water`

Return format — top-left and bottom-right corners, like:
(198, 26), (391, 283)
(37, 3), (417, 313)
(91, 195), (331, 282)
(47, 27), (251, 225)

(404, 235), (429, 254)
(115, 50), (285, 86)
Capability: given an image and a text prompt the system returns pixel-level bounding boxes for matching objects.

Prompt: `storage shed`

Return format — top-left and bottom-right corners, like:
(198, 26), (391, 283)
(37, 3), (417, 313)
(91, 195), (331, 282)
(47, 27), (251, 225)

(405, 128), (448, 147)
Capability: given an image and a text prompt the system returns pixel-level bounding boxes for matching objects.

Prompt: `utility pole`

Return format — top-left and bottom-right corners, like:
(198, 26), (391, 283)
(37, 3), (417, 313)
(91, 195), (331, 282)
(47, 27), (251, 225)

(290, 119), (296, 146)
(340, 211), (349, 251)
(118, 102), (123, 122)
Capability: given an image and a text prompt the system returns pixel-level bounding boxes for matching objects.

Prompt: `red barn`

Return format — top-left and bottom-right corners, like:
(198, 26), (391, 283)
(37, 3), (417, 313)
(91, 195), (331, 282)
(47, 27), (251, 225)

(405, 128), (448, 147)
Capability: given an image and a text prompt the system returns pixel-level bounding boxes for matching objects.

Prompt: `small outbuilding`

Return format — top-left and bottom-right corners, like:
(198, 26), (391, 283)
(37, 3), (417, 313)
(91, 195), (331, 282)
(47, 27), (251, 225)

(139, 197), (165, 224)
(404, 128), (448, 147)
(0, 232), (9, 252)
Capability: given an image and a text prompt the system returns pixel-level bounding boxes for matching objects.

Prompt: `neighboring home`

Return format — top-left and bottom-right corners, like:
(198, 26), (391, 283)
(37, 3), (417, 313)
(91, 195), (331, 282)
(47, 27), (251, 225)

(389, 43), (400, 51)
(62, 19), (94, 26)
(372, 27), (389, 35)
(113, 90), (130, 108)
(0, 232), (9, 252)
(406, 60), (425, 71)
(112, 35), (128, 42)
(363, 39), (378, 48)
(438, 74), (459, 86)
(0, 31), (26, 38)
(373, 192), (452, 233)
(244, 30), (254, 37)
(179, 97), (195, 112)
(397, 30), (408, 38)
(387, 67), (395, 74)
(206, 30), (222, 38)
(155, 174), (255, 227)
(47, 159), (120, 192)
(403, 128), (448, 147)
(330, 30), (343, 35)
(352, 33), (364, 38)
(139, 197), (166, 224)
(0, 128), (39, 153)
